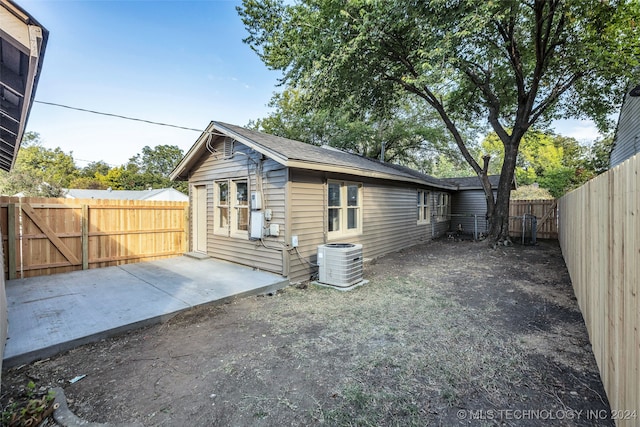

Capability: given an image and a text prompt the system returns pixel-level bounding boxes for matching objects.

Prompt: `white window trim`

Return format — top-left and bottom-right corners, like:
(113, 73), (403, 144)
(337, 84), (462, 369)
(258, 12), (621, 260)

(230, 179), (249, 239)
(213, 179), (250, 239)
(327, 180), (363, 240)
(213, 180), (229, 236)
(436, 193), (450, 221)
(417, 190), (431, 225)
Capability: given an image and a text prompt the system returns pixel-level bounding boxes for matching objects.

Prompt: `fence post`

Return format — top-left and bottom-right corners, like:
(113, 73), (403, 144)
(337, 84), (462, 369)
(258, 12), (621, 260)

(82, 204), (89, 270)
(183, 205), (190, 253)
(474, 214), (478, 240)
(7, 204), (16, 280)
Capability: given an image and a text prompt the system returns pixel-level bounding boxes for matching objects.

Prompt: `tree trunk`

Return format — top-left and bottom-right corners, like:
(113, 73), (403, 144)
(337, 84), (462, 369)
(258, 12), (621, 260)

(487, 141), (519, 242)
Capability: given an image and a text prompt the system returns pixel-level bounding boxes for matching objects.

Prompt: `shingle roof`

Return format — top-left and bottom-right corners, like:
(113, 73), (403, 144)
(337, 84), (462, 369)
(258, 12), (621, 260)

(440, 175), (502, 190)
(172, 121), (456, 190)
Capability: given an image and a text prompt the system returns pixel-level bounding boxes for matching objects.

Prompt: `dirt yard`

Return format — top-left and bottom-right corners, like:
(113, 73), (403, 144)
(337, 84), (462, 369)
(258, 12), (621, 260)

(2, 239), (612, 426)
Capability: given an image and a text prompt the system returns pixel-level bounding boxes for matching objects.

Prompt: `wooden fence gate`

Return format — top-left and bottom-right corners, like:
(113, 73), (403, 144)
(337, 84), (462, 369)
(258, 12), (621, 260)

(509, 199), (558, 240)
(0, 197), (189, 279)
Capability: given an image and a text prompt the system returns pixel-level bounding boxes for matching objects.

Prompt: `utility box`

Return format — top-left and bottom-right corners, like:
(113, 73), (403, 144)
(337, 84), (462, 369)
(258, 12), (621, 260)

(251, 191), (262, 210)
(250, 211), (264, 239)
(269, 223), (280, 237)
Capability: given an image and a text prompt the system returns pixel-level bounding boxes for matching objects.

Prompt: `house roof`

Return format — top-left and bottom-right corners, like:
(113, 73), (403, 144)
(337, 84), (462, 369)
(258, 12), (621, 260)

(0, 0), (48, 171)
(171, 121), (456, 190)
(64, 188), (188, 201)
(439, 175), (502, 190)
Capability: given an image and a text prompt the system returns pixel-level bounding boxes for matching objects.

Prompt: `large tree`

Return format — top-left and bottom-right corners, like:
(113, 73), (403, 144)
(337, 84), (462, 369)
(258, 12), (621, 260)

(240, 0), (639, 242)
(252, 88), (468, 171)
(0, 132), (78, 196)
(129, 145), (185, 177)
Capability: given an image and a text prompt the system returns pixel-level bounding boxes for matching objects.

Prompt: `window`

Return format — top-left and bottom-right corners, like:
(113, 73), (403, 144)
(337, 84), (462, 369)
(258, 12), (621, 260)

(214, 181), (229, 235)
(232, 180), (249, 235)
(328, 180), (362, 238)
(436, 193), (450, 221)
(214, 179), (249, 238)
(417, 190), (430, 224)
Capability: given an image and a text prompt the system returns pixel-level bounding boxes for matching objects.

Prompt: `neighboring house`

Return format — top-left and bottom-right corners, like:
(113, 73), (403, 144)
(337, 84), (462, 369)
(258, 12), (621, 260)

(0, 0), (48, 382)
(610, 83), (640, 168)
(64, 188), (188, 202)
(171, 121), (456, 283)
(440, 175), (501, 237)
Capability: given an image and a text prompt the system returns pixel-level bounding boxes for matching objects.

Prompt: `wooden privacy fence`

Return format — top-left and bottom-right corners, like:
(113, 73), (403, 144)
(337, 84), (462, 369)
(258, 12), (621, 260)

(559, 153), (639, 426)
(509, 199), (558, 239)
(0, 197), (189, 279)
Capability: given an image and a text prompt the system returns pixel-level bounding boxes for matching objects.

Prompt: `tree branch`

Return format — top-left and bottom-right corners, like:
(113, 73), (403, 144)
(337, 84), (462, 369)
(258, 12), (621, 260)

(494, 9), (526, 102)
(529, 71), (585, 125)
(385, 74), (483, 175)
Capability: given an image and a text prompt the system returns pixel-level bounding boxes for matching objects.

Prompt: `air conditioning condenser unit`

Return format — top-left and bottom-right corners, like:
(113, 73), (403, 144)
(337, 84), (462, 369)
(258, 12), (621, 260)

(317, 243), (363, 287)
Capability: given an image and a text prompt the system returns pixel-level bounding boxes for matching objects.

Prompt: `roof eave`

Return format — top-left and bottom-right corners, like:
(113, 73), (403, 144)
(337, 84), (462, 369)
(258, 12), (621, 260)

(170, 121), (290, 181)
(171, 122), (456, 190)
(287, 160), (456, 190)
(0, 0), (48, 172)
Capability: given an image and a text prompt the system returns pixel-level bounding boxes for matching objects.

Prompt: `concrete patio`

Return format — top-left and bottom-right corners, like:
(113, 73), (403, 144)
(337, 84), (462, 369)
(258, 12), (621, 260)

(3, 255), (288, 368)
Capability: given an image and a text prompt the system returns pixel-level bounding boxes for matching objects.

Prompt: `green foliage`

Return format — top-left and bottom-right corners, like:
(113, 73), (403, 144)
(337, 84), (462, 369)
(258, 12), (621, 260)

(0, 135), (188, 196)
(0, 132), (76, 196)
(252, 88), (469, 170)
(586, 134), (615, 175)
(1, 382), (56, 427)
(511, 184), (554, 200)
(129, 145), (184, 177)
(537, 167), (576, 198)
(481, 130), (607, 197)
(123, 145), (187, 193)
(79, 161), (111, 178)
(68, 176), (109, 190)
(240, 0), (640, 239)
(429, 154), (475, 178)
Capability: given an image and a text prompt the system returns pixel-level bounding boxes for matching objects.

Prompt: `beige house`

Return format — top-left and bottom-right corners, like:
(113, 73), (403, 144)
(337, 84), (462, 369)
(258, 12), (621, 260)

(171, 121), (456, 283)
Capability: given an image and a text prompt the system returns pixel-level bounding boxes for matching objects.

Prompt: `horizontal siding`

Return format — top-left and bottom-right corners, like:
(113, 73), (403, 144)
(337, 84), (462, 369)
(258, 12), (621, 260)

(287, 170), (452, 283)
(207, 236), (283, 273)
(289, 172), (324, 283)
(611, 94), (640, 168)
(188, 140), (287, 275)
(359, 183), (417, 260)
(449, 190), (495, 234)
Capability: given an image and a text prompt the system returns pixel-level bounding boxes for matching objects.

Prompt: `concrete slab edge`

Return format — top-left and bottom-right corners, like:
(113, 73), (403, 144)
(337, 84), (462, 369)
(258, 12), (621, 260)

(3, 312), (183, 369)
(52, 387), (143, 427)
(4, 279), (289, 368)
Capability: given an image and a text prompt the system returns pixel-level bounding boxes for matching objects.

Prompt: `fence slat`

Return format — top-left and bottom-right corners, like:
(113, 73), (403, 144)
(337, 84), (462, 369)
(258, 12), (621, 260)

(0, 197), (189, 279)
(20, 203), (81, 266)
(559, 153), (640, 426)
(7, 204), (16, 280)
(508, 199), (558, 239)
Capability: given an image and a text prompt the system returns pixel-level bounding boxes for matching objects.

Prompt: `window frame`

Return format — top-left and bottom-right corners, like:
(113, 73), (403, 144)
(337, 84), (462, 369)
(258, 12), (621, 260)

(231, 179), (249, 238)
(417, 190), (431, 225)
(436, 192), (450, 221)
(213, 180), (229, 236)
(327, 180), (363, 240)
(213, 178), (250, 239)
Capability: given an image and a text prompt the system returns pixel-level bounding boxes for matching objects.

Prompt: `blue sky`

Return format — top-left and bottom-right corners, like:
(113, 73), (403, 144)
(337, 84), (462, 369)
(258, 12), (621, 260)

(24, 0), (282, 166)
(23, 0), (602, 167)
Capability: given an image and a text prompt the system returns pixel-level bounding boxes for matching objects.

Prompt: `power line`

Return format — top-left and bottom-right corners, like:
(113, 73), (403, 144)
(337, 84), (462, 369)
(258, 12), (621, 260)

(34, 100), (205, 133)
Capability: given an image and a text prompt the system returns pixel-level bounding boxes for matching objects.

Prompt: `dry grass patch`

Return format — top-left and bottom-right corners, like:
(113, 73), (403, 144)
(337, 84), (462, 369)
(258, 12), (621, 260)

(2, 240), (611, 426)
